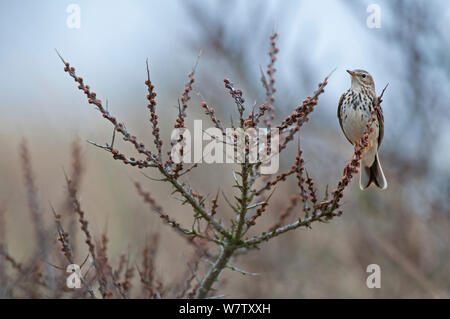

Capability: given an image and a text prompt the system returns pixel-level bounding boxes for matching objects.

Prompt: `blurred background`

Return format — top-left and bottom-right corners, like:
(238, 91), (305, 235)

(0, 0), (449, 298)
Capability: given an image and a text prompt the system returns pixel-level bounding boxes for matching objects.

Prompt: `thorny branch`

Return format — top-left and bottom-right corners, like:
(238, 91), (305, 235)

(57, 31), (386, 298)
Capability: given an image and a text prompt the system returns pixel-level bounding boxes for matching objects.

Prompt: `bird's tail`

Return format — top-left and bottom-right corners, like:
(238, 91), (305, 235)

(360, 153), (387, 190)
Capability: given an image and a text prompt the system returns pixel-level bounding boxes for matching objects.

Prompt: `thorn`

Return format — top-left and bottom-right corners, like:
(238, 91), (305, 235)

(141, 172), (166, 182)
(55, 48), (66, 64)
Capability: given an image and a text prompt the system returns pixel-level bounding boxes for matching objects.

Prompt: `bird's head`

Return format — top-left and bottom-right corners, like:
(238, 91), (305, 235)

(347, 69), (375, 91)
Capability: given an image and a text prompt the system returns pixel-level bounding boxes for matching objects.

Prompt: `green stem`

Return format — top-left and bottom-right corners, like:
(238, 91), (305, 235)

(195, 244), (235, 299)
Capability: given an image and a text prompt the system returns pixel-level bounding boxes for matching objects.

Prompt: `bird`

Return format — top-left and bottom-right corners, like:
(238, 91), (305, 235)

(338, 69), (387, 190)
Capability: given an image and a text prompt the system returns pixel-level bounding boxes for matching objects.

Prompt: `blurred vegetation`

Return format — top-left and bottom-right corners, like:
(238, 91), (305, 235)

(0, 0), (449, 298)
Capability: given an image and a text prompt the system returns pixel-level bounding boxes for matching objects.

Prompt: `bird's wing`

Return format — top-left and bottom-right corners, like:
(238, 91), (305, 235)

(337, 92), (352, 144)
(374, 97), (384, 148)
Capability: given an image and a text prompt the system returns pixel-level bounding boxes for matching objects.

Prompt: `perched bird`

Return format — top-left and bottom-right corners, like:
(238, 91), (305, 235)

(338, 69), (387, 190)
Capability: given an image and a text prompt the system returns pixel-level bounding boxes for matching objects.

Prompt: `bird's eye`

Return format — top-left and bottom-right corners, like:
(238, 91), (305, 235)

(361, 74), (366, 78)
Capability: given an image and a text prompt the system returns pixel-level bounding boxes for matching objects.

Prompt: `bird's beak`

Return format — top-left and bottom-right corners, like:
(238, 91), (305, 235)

(346, 70), (356, 77)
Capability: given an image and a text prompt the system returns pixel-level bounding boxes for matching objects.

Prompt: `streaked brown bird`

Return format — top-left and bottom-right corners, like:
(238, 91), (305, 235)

(338, 69), (387, 190)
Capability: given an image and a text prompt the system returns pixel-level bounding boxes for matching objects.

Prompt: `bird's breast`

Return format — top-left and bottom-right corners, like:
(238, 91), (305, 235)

(341, 92), (378, 144)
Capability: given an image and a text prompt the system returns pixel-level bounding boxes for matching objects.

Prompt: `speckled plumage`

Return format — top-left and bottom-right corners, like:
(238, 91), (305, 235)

(338, 69), (387, 190)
